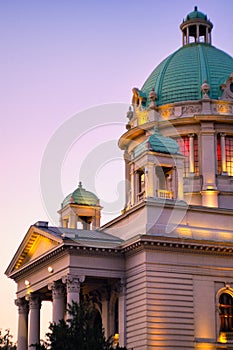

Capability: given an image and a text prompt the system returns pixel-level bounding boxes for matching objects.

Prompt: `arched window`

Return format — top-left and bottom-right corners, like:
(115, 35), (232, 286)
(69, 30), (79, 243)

(219, 292), (233, 332)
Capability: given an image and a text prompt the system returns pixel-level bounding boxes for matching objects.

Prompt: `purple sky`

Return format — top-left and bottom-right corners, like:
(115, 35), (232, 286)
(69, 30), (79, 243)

(1, 0), (233, 341)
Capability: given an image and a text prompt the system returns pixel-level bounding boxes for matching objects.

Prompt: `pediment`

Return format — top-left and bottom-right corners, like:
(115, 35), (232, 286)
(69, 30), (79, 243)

(6, 225), (63, 275)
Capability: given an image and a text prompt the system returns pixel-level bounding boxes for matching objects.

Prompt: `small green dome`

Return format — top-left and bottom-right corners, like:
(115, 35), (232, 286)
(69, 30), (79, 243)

(62, 182), (99, 208)
(133, 127), (179, 157)
(141, 44), (233, 106)
(148, 127), (179, 154)
(185, 6), (206, 20)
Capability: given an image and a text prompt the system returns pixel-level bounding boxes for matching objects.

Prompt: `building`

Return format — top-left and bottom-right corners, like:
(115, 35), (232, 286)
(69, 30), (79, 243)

(6, 6), (233, 350)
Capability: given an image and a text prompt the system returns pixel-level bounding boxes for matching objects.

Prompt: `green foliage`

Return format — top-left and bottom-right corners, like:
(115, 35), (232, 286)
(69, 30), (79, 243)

(37, 301), (127, 350)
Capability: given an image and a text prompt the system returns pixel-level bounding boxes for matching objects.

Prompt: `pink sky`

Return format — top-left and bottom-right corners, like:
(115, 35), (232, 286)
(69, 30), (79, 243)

(1, 0), (233, 341)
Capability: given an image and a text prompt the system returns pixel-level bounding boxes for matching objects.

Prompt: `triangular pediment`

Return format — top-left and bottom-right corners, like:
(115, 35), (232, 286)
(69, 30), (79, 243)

(6, 224), (63, 275)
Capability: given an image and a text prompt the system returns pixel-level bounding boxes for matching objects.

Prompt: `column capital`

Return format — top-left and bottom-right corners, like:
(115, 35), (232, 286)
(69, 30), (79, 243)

(48, 281), (65, 298)
(62, 274), (85, 293)
(15, 298), (29, 314)
(220, 132), (226, 137)
(27, 294), (41, 310)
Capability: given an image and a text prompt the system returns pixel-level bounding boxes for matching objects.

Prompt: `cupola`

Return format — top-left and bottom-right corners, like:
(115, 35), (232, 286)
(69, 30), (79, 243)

(180, 6), (213, 45)
(58, 182), (102, 230)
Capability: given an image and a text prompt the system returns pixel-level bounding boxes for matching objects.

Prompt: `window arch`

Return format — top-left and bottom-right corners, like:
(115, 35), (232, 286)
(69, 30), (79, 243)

(219, 292), (233, 332)
(217, 290), (233, 344)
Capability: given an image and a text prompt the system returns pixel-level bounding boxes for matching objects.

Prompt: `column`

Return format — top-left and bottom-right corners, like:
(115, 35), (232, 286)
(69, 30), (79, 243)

(28, 294), (41, 349)
(68, 211), (77, 228)
(62, 274), (85, 307)
(186, 26), (189, 44)
(200, 122), (218, 207)
(189, 134), (195, 174)
(118, 279), (126, 348)
(145, 163), (155, 197)
(124, 151), (130, 209)
(15, 298), (29, 350)
(48, 281), (65, 323)
(196, 25), (199, 42)
(101, 288), (111, 339)
(130, 164), (135, 206)
(205, 27), (208, 43)
(220, 133), (227, 174)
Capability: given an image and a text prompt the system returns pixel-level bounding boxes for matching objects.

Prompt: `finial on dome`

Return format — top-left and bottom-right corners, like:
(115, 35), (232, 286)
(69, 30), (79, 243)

(201, 80), (210, 99)
(78, 181), (82, 188)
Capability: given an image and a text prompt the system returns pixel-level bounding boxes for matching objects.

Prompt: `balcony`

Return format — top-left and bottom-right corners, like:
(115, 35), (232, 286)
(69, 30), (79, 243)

(157, 190), (173, 199)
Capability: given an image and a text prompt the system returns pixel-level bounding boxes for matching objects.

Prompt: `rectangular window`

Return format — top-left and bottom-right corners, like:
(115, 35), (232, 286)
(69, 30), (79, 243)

(226, 136), (233, 176)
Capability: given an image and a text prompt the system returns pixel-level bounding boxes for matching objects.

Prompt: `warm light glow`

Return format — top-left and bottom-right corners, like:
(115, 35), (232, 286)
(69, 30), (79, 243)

(219, 332), (227, 343)
(24, 280), (30, 287)
(48, 266), (53, 273)
(201, 190), (218, 208)
(113, 333), (119, 347)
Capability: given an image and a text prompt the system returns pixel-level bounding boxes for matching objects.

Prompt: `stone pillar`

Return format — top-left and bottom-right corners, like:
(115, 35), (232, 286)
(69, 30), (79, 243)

(200, 122), (218, 207)
(124, 151), (130, 209)
(186, 26), (189, 44)
(130, 164), (135, 206)
(196, 24), (199, 42)
(68, 211), (77, 229)
(101, 288), (111, 339)
(92, 211), (101, 229)
(189, 134), (195, 174)
(15, 298), (29, 350)
(28, 294), (41, 349)
(145, 163), (155, 197)
(220, 133), (227, 174)
(62, 274), (85, 308)
(48, 281), (65, 323)
(118, 279), (126, 348)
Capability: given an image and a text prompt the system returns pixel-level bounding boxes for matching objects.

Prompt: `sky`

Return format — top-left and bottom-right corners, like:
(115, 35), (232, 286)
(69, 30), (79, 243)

(1, 0), (233, 342)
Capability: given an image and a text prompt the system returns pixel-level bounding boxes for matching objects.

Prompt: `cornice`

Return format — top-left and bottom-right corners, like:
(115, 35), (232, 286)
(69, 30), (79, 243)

(121, 235), (233, 257)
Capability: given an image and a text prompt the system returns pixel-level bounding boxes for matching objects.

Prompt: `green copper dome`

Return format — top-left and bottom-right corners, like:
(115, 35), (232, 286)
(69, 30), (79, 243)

(185, 6), (206, 20)
(148, 127), (179, 154)
(141, 43), (233, 106)
(62, 182), (99, 208)
(134, 126), (179, 157)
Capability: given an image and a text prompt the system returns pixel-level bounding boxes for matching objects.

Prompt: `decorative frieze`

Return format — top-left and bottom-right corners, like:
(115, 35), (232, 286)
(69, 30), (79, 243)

(213, 103), (233, 115)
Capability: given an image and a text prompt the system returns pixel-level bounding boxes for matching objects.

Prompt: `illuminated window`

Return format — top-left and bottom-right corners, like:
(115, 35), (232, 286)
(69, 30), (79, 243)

(226, 136), (233, 176)
(217, 136), (221, 175)
(218, 135), (233, 176)
(219, 293), (233, 333)
(138, 170), (145, 193)
(176, 136), (199, 176)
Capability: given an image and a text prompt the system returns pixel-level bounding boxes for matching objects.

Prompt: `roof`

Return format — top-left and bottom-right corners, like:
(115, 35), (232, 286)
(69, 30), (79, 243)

(134, 126), (179, 157)
(5, 223), (123, 276)
(62, 182), (99, 208)
(42, 226), (123, 247)
(141, 43), (233, 106)
(185, 6), (207, 20)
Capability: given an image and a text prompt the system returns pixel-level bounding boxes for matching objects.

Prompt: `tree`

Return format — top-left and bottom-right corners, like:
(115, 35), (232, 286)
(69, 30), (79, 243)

(36, 301), (127, 350)
(0, 329), (16, 350)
